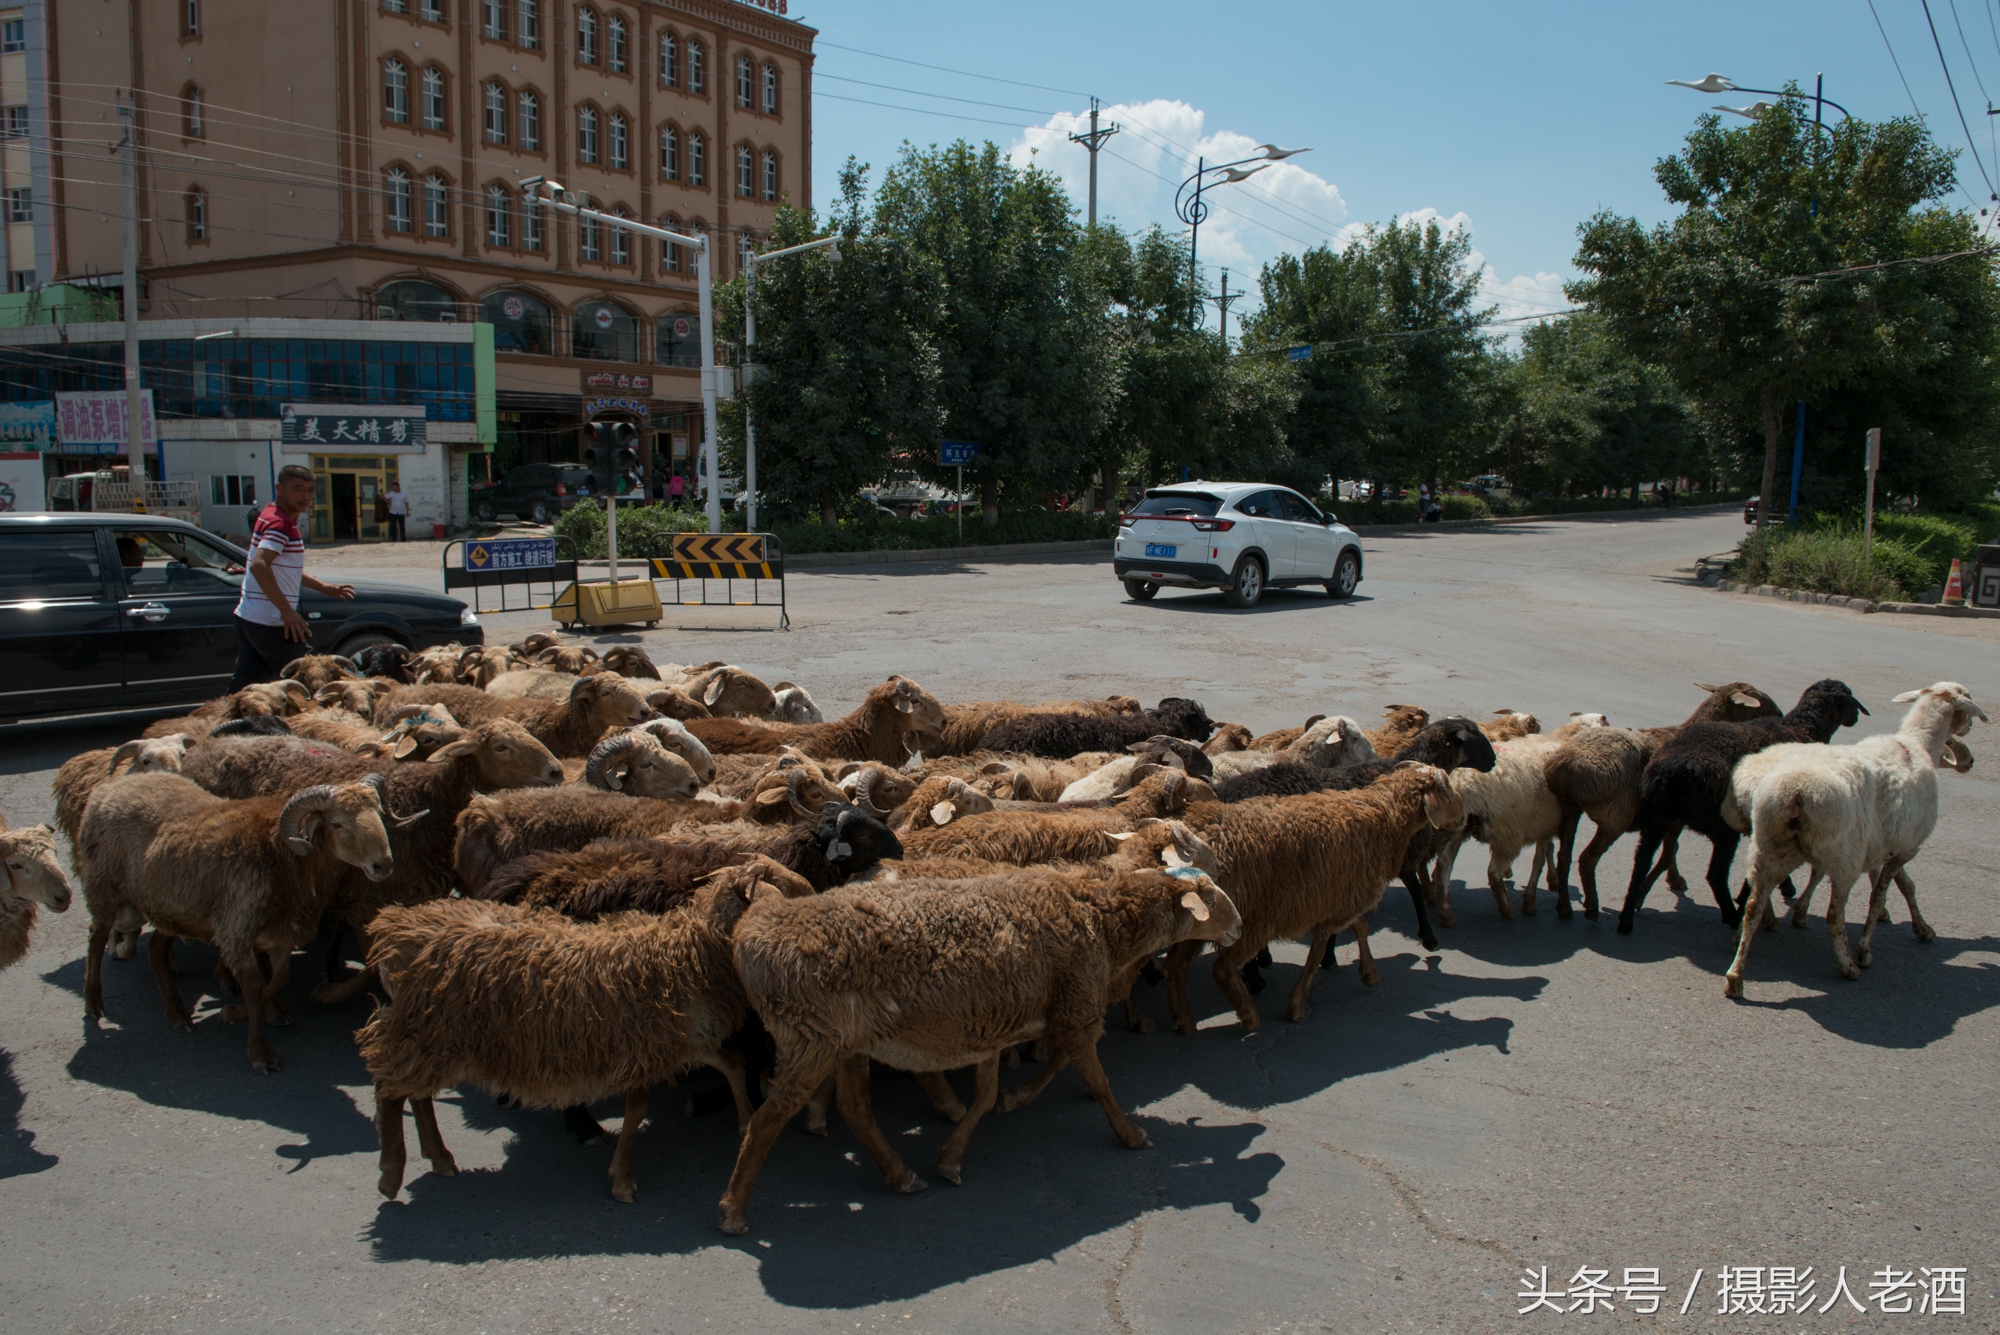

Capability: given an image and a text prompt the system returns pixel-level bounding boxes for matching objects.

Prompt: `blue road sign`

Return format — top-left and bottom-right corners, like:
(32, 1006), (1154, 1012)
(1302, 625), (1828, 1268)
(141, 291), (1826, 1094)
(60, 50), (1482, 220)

(1286, 345), (1313, 361)
(939, 439), (981, 465)
(465, 537), (558, 572)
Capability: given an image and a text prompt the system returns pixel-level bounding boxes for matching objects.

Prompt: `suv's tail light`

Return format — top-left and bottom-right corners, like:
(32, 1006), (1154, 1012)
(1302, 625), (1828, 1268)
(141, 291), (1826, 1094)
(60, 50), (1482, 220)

(1191, 518), (1235, 532)
(556, 483), (568, 496)
(1117, 514), (1137, 527)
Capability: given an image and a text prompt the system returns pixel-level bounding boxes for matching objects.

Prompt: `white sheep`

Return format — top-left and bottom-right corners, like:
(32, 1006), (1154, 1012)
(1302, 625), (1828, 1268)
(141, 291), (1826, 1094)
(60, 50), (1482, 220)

(1722, 683), (1985, 998)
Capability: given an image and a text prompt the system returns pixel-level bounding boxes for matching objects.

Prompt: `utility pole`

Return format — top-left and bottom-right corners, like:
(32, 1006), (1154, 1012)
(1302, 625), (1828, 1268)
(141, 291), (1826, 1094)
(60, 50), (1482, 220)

(118, 96), (145, 477)
(1215, 268), (1246, 350)
(1068, 96), (1119, 227)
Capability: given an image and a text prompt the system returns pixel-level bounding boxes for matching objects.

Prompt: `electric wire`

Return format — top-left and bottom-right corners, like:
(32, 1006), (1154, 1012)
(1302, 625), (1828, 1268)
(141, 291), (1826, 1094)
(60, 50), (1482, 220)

(1920, 0), (2000, 196)
(811, 39), (1088, 99)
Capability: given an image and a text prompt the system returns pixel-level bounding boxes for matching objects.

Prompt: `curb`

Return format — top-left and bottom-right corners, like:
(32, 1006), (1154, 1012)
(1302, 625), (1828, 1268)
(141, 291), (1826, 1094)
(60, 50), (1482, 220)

(1344, 500), (1744, 536)
(1707, 577), (2000, 620)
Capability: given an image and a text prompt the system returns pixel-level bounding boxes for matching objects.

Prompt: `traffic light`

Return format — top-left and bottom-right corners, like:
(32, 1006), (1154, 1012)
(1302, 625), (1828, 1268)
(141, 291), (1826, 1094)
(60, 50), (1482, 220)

(610, 421), (640, 497)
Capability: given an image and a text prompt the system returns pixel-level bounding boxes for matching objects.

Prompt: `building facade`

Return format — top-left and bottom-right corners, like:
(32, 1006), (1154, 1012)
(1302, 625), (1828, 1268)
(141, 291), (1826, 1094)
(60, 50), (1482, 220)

(32, 0), (812, 490)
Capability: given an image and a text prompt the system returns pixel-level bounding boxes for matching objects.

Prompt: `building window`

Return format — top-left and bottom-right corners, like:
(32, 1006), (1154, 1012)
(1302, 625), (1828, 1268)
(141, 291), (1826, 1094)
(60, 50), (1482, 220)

(0, 19), (24, 53)
(611, 209), (631, 265)
(182, 187), (205, 240)
(483, 83), (507, 143)
(183, 86), (204, 138)
(571, 301), (637, 361)
(608, 14), (626, 72)
(659, 31), (677, 87)
(609, 113), (627, 170)
(420, 0), (442, 21)
(518, 0), (539, 48)
(384, 59), (409, 123)
(660, 124), (678, 180)
(762, 63), (778, 116)
(523, 195), (543, 250)
(482, 0), (504, 39)
(383, 0), (406, 11)
(424, 172), (450, 237)
(2, 106), (25, 140)
(738, 230), (754, 272)
(518, 90), (540, 149)
(421, 67), (446, 130)
(577, 105), (598, 163)
(762, 150), (777, 201)
(687, 130), (704, 186)
(580, 213), (601, 261)
(385, 166), (413, 232)
(735, 144), (753, 197)
(736, 54), (753, 108)
(487, 186), (512, 246)
(209, 475), (258, 508)
(660, 214), (680, 271)
(6, 187), (30, 223)
(657, 308), (698, 364)
(577, 6), (597, 64)
(687, 40), (704, 93)
(185, 0), (200, 37)
(376, 278), (457, 321)
(480, 289), (553, 352)
(7, 271), (33, 293)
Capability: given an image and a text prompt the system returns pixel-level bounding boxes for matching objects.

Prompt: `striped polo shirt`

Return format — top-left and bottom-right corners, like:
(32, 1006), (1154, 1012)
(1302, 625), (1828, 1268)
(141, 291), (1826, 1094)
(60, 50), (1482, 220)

(235, 503), (307, 627)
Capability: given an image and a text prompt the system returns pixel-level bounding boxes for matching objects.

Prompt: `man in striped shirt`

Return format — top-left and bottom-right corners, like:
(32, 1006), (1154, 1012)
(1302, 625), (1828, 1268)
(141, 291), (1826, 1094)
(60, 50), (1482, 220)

(229, 463), (354, 691)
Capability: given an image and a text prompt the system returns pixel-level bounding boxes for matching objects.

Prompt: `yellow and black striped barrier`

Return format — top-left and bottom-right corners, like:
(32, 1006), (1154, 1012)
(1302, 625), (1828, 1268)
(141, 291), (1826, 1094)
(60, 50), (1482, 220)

(646, 531), (788, 629)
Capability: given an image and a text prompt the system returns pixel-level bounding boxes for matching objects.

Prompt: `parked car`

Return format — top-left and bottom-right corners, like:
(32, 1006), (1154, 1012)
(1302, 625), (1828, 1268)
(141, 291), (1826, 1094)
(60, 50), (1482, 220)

(1113, 481), (1364, 608)
(470, 463), (596, 525)
(1744, 497), (1758, 525)
(1470, 474), (1512, 500)
(0, 513), (480, 723)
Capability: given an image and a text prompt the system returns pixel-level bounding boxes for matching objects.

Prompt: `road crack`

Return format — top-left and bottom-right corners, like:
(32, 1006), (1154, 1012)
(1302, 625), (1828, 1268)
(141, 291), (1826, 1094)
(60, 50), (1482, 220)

(1103, 1157), (1165, 1335)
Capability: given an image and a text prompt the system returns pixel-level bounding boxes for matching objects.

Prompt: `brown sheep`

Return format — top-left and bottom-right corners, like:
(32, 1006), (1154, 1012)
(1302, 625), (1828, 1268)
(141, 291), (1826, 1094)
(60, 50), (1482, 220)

(670, 662), (780, 718)
(1247, 714), (1327, 752)
(893, 776), (999, 832)
(590, 645), (663, 680)
(644, 685), (713, 720)
(1363, 704), (1429, 757)
(714, 864), (1242, 1234)
(1, 816), (73, 971)
(375, 674), (655, 757)
(313, 678), (400, 718)
(1478, 710), (1540, 743)
(536, 644), (602, 675)
(286, 708), (390, 752)
(896, 771), (1204, 861)
(510, 631), (566, 659)
(933, 696), (1142, 756)
(142, 679), (312, 737)
(919, 753), (1112, 802)
(278, 654), (361, 691)
(835, 763), (919, 819)
(1165, 766), (1466, 1034)
(51, 736), (196, 962)
(455, 645), (524, 689)
(363, 860), (809, 1204)
(408, 643), (470, 684)
(1202, 723), (1255, 755)
(688, 676), (947, 765)
(79, 773), (404, 1072)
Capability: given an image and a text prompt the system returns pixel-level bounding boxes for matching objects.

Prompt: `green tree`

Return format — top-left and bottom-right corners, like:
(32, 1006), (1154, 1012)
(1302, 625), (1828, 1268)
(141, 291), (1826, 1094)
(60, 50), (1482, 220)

(1242, 240), (1383, 485)
(873, 140), (1115, 524)
(1570, 93), (1979, 526)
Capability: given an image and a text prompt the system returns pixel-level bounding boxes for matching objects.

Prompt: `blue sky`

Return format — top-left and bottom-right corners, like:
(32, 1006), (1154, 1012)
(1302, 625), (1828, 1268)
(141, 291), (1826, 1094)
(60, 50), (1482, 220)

(792, 0), (2000, 333)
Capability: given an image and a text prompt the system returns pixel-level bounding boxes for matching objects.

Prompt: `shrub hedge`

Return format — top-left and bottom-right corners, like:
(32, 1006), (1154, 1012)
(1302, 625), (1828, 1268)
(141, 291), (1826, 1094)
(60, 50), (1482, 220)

(553, 502), (1109, 559)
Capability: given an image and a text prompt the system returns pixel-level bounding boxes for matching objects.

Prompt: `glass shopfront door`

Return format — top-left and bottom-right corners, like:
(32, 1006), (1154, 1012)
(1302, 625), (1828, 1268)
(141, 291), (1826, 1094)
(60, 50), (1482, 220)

(308, 455), (399, 543)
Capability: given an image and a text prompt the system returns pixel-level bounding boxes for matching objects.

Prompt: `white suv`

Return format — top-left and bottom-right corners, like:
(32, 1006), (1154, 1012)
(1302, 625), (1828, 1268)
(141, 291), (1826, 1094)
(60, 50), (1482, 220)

(1113, 481), (1364, 608)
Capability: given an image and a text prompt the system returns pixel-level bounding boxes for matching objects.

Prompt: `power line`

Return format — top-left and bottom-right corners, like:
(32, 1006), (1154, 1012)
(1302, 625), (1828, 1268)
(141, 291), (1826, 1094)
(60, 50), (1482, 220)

(814, 72), (1056, 117)
(813, 90), (1037, 130)
(813, 40), (1088, 99)
(1948, 0), (1995, 103)
(1920, 0), (1999, 196)
(1871, 0), (1932, 120)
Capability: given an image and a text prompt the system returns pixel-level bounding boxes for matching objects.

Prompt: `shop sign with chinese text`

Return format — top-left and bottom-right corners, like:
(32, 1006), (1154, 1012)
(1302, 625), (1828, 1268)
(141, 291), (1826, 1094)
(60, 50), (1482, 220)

(279, 403), (428, 451)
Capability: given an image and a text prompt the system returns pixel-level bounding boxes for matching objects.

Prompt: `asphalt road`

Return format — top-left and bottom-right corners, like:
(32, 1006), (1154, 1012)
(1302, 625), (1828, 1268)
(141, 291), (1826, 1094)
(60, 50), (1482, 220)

(4, 508), (1997, 1334)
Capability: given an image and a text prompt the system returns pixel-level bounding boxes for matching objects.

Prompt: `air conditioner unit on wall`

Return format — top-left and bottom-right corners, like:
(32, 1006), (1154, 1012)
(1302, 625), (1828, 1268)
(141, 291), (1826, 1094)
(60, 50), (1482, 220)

(439, 311), (457, 323)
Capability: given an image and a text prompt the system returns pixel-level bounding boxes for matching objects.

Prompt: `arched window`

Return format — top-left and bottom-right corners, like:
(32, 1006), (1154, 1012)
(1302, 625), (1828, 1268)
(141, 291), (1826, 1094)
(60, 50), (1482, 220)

(482, 0), (504, 38)
(659, 124), (679, 180)
(182, 85), (205, 138)
(657, 310), (698, 365)
(687, 40), (704, 93)
(611, 208), (632, 265)
(735, 54), (752, 108)
(737, 230), (753, 273)
(736, 144), (753, 197)
(484, 83), (507, 143)
(571, 301), (637, 361)
(480, 289), (552, 353)
(607, 14), (627, 72)
(659, 31), (677, 87)
(419, 0), (442, 20)
(687, 130), (705, 186)
(522, 195), (544, 251)
(376, 279), (456, 321)
(517, 0), (539, 48)
(383, 59), (409, 123)
(421, 66), (446, 130)
(659, 213), (681, 271)
(609, 113), (628, 170)
(577, 105), (599, 163)
(762, 63), (777, 116)
(384, 166), (413, 232)
(518, 90), (540, 149)
(576, 6), (597, 64)
(579, 212), (601, 261)
(185, 186), (207, 242)
(423, 172), (450, 237)
(486, 185), (512, 246)
(762, 150), (777, 201)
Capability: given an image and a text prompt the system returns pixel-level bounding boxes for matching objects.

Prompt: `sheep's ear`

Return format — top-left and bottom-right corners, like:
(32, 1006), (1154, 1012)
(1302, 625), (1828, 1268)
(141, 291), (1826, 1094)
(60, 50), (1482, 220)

(747, 879), (787, 904)
(929, 801), (957, 825)
(1303, 713), (1326, 729)
(703, 674), (728, 707)
(980, 761), (1014, 775)
(1454, 729), (1473, 742)
(1103, 830), (1135, 842)
(1178, 889), (1210, 921)
(1729, 691), (1760, 708)
(391, 734), (420, 759)
(754, 787), (789, 806)
(1891, 689), (1923, 703)
(431, 738), (480, 763)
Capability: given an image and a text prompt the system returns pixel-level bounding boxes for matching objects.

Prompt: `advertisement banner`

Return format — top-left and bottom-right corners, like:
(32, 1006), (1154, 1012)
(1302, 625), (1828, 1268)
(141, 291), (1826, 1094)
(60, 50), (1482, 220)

(0, 452), (46, 512)
(0, 400), (56, 452)
(55, 390), (157, 455)
(279, 403), (428, 451)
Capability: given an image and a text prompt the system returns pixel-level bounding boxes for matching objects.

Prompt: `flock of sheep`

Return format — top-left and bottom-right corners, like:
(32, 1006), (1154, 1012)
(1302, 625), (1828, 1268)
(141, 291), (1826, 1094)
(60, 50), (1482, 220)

(0, 630), (1981, 1235)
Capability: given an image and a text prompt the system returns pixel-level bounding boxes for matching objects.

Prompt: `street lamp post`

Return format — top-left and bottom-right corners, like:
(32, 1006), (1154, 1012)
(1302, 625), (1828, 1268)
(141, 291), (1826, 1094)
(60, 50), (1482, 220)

(522, 177), (728, 530)
(1174, 144), (1310, 326)
(741, 234), (841, 532)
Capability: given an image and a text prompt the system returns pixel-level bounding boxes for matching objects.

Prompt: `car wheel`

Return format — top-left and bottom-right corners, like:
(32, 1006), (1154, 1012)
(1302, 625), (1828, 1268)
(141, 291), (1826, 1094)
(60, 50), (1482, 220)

(1327, 550), (1360, 599)
(474, 500), (496, 522)
(334, 630), (401, 658)
(1123, 578), (1159, 601)
(531, 500), (551, 525)
(1223, 555), (1265, 609)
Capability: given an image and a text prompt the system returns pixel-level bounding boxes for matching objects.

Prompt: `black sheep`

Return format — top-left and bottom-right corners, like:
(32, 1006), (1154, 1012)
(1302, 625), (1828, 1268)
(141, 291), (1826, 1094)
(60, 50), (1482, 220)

(978, 697), (1213, 758)
(1616, 678), (1867, 935)
(207, 715), (295, 738)
(351, 642), (417, 683)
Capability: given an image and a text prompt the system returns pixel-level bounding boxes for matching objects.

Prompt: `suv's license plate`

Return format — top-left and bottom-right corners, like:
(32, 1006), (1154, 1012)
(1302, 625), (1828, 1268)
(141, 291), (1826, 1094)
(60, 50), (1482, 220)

(1144, 543), (1176, 559)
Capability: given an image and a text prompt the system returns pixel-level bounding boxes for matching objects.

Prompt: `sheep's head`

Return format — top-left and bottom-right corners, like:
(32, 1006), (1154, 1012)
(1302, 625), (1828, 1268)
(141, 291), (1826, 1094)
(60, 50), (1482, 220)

(537, 644), (601, 675)
(584, 728), (700, 800)
(279, 654), (361, 691)
(110, 734), (193, 776)
(315, 677), (396, 715)
(770, 681), (824, 724)
(1106, 818), (1219, 878)
(1290, 715), (1372, 767)
(352, 643), (416, 683)
(1891, 682), (1988, 749)
(750, 765), (847, 822)
(1945, 736), (1977, 773)
(1690, 681), (1782, 723)
(881, 676), (948, 757)
(1148, 697), (1214, 742)
(1153, 868), (1240, 947)
(596, 645), (663, 680)
(1795, 679), (1869, 737)
(1423, 718), (1497, 772)
(458, 645), (524, 689)
(695, 665), (779, 719)
(1481, 710), (1540, 741)
(1124, 735), (1215, 780)
(1, 823), (71, 912)
(277, 778), (397, 881)
(1201, 722), (1254, 755)
(634, 716), (717, 784)
(922, 777), (994, 827)
(431, 718), (563, 789)
(569, 671), (655, 731)
(813, 802), (902, 875)
(1104, 695), (1145, 715)
(1402, 763), (1466, 831)
(233, 679), (312, 717)
(512, 632), (565, 659)
(645, 685), (712, 720)
(836, 763), (918, 817)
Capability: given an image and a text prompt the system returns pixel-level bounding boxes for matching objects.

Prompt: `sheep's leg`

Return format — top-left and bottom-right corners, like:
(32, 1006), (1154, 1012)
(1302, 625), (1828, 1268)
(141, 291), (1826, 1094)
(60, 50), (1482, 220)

(1285, 924), (1338, 1023)
(1060, 1031), (1152, 1150)
(1660, 827), (1689, 894)
(1704, 833), (1744, 929)
(933, 1053), (1000, 1186)
(916, 1070), (968, 1123)
(1616, 827), (1672, 934)
(1722, 866), (1781, 998)
(1110, 958), (1153, 1032)
(1487, 845), (1518, 919)
(313, 917), (380, 1004)
(1002, 1051), (1071, 1112)
(1520, 841), (1552, 916)
(834, 1055), (926, 1197)
(1399, 854), (1441, 951)
(1550, 811), (1582, 919)
(704, 1049), (754, 1133)
(1209, 940), (1262, 1033)
(410, 1096), (458, 1178)
(1824, 873), (1862, 981)
(608, 1087), (648, 1203)
(1790, 867), (1824, 927)
(1856, 859), (1907, 968)
(84, 920), (112, 1018)
(1894, 867), (1934, 942)
(718, 1048), (844, 1235)
(375, 1091), (409, 1199)
(1351, 918), (1380, 987)
(147, 930), (193, 1031)
(261, 949), (293, 1026)
(228, 945), (280, 1074)
(563, 1104), (608, 1144)
(1163, 939), (1204, 1035)
(802, 1075), (833, 1136)
(1429, 835), (1462, 929)
(1575, 820), (1624, 920)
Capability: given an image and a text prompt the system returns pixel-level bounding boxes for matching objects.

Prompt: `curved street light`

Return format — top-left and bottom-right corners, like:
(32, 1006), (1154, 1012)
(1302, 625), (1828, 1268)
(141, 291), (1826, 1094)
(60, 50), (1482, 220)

(1174, 144), (1310, 325)
(1666, 71), (1850, 123)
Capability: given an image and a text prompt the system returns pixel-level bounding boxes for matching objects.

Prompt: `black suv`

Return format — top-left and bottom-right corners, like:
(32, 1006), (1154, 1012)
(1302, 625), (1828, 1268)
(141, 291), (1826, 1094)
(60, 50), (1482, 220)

(0, 513), (481, 723)
(471, 464), (598, 525)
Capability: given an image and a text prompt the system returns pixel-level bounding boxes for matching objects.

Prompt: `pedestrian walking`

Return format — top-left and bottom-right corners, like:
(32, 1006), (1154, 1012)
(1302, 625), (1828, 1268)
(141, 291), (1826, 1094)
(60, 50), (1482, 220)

(229, 463), (355, 691)
(385, 480), (409, 542)
(667, 470), (686, 507)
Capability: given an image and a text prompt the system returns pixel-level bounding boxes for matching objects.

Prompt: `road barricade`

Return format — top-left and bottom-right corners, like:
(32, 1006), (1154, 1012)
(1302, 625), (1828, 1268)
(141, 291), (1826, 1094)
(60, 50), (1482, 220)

(442, 535), (580, 614)
(647, 531), (789, 630)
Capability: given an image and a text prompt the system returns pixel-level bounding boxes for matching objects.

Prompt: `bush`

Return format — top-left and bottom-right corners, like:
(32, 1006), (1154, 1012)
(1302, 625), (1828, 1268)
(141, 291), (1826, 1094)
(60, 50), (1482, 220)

(1732, 524), (1933, 601)
(1328, 495), (1493, 525)
(550, 502), (706, 561)
(770, 508), (1108, 555)
(1324, 490), (1746, 526)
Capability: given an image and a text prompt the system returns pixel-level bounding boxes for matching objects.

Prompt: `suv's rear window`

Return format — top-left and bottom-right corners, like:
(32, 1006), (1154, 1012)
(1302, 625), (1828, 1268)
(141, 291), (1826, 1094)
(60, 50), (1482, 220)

(1130, 492), (1221, 519)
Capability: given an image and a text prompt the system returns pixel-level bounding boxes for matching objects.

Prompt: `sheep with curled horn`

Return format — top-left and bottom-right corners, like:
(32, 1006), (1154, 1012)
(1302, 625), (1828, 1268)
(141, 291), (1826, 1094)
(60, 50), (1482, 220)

(278, 654), (362, 691)
(351, 642), (419, 683)
(313, 677), (400, 718)
(836, 763), (918, 819)
(769, 682), (825, 724)
(510, 631), (566, 659)
(631, 716), (716, 784)
(645, 685), (712, 721)
(583, 728), (701, 800)
(454, 645), (523, 690)
(536, 644), (602, 676)
(141, 678), (314, 737)
(588, 645), (663, 681)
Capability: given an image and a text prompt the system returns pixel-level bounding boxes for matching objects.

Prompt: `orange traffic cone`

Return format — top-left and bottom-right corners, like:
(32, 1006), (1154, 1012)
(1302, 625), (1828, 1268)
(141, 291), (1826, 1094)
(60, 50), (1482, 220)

(1943, 558), (1967, 606)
